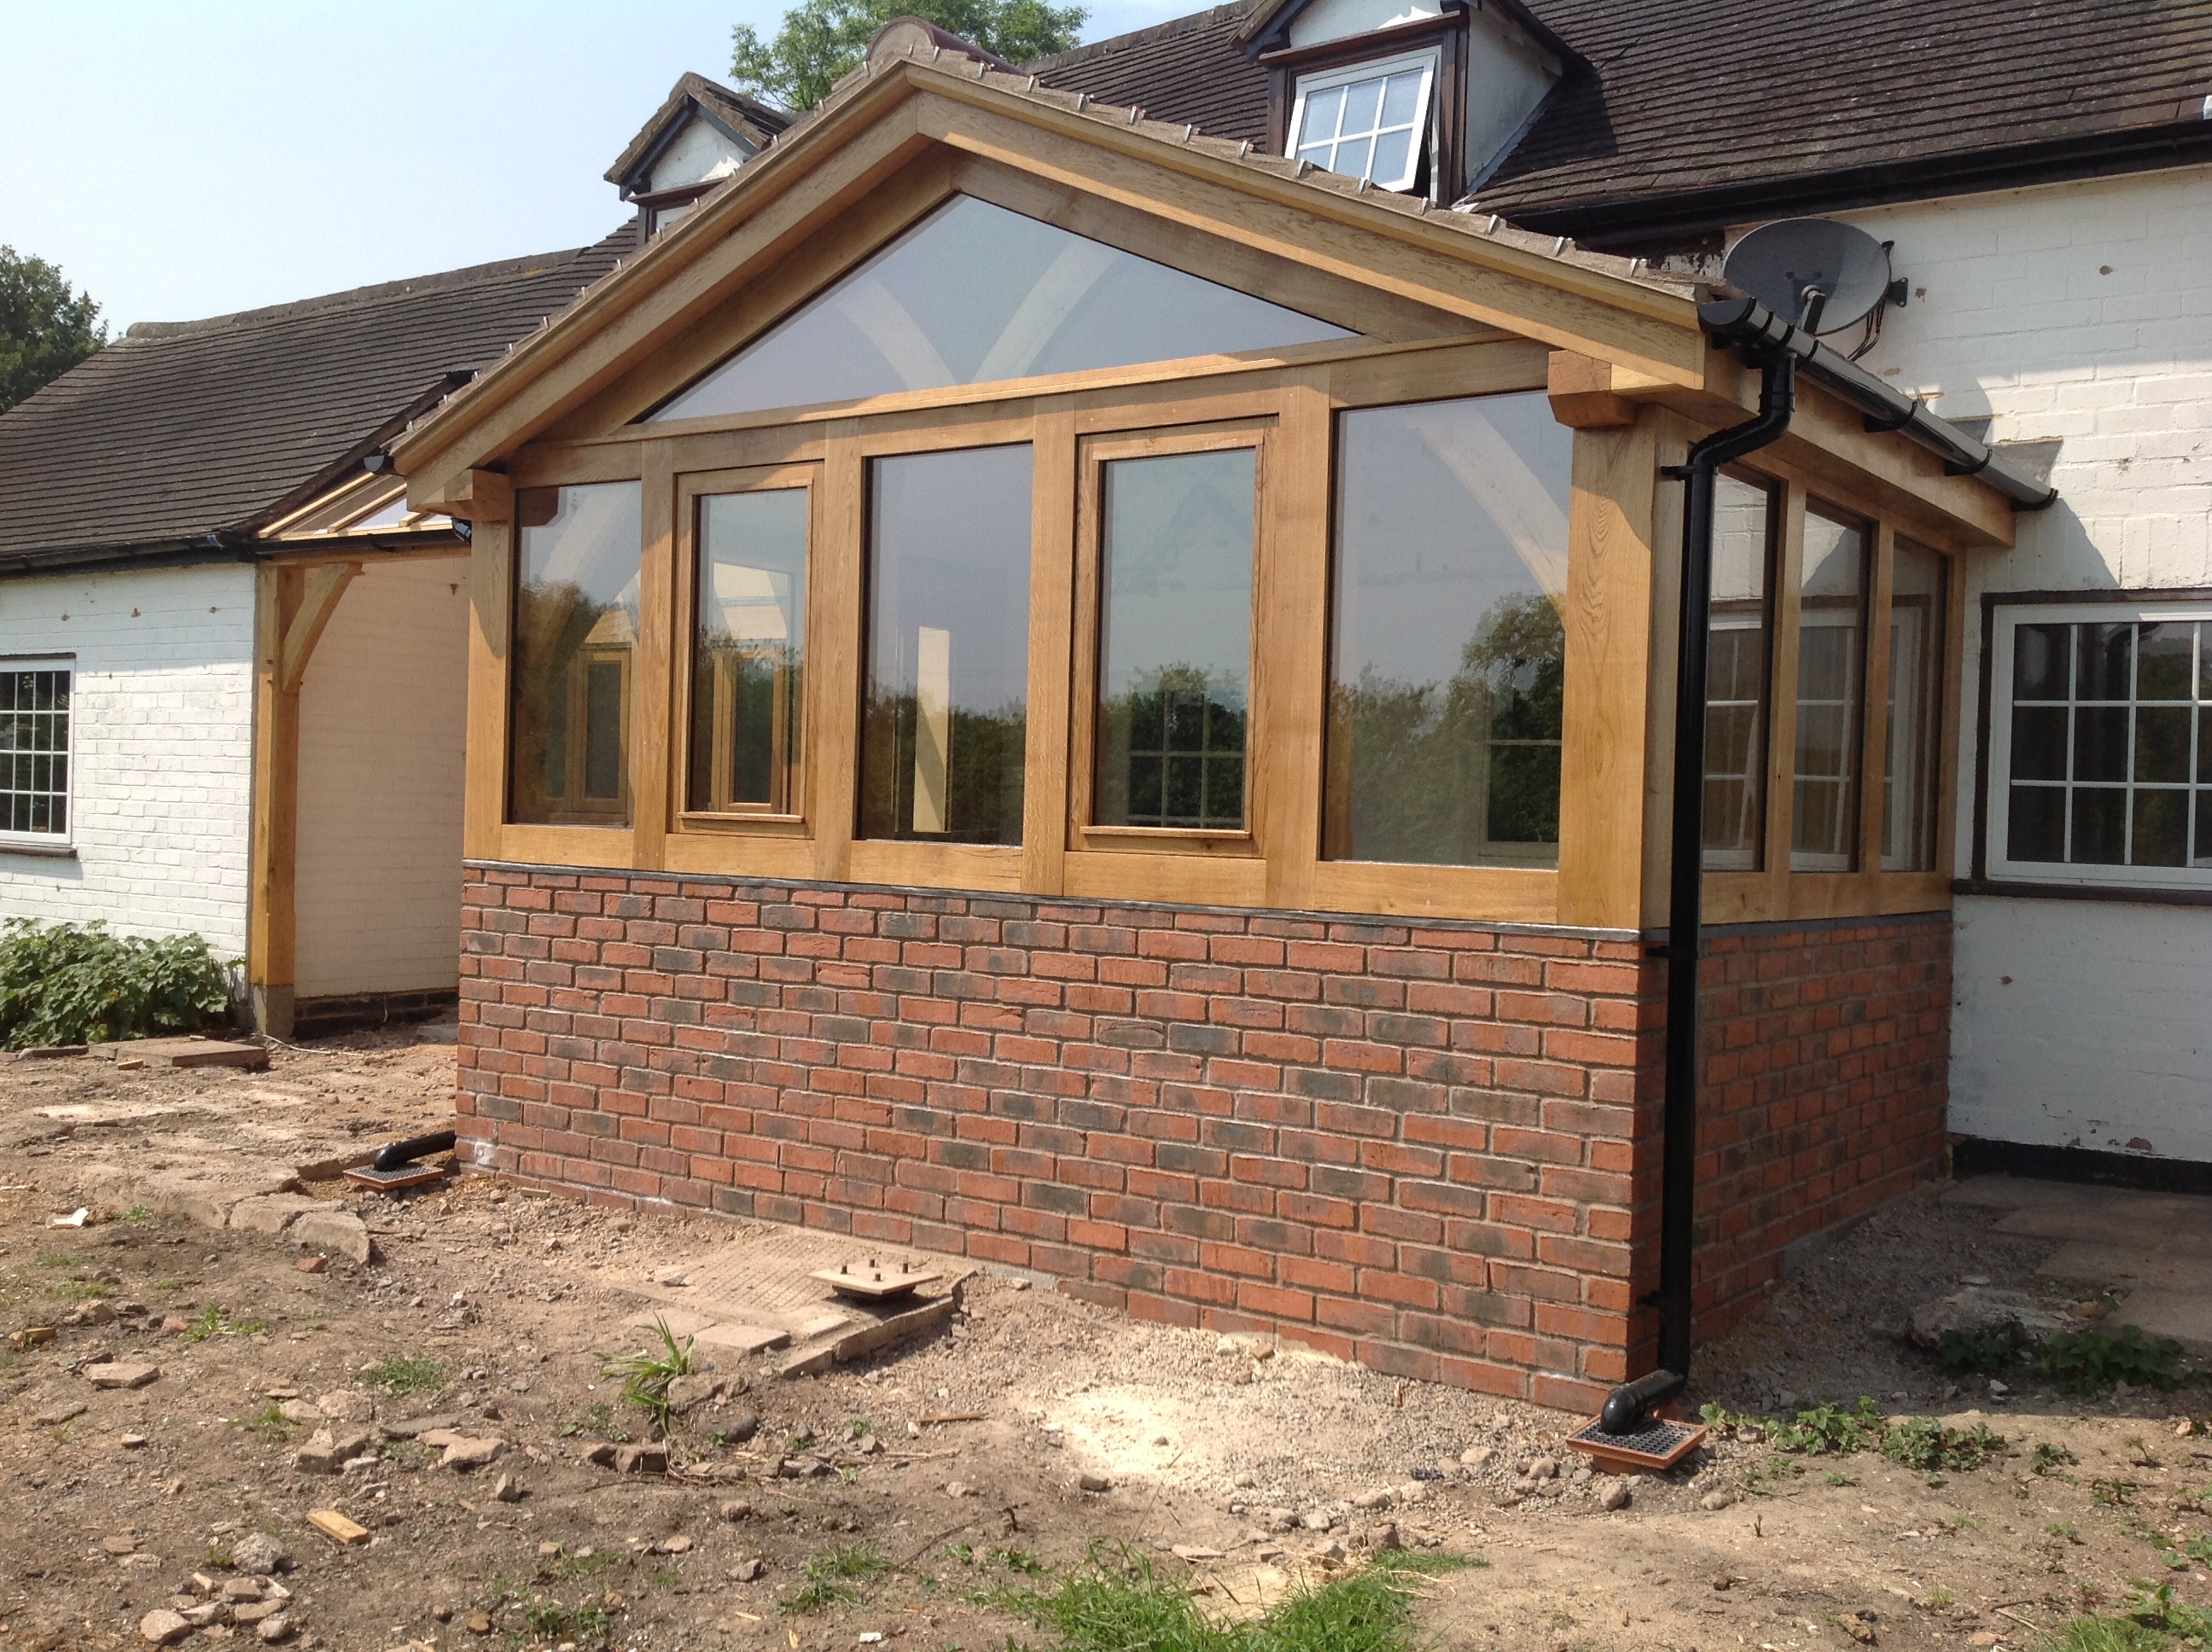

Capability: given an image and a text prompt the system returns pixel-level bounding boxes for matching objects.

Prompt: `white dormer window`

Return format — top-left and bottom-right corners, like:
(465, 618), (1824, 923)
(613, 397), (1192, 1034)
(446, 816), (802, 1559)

(1289, 49), (1437, 192)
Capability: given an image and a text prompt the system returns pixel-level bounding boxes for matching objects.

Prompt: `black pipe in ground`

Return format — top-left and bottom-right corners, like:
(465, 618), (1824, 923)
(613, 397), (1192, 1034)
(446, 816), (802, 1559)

(1599, 343), (1800, 1438)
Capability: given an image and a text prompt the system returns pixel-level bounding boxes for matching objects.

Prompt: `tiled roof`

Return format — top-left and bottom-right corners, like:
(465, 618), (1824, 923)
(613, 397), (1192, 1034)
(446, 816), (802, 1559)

(604, 72), (793, 189)
(1476, 0), (2212, 234)
(0, 226), (638, 569)
(1027, 0), (2212, 236)
(1027, 2), (1272, 147)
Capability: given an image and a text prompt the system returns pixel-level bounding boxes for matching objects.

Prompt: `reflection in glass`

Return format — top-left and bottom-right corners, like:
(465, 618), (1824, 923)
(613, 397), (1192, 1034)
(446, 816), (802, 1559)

(1094, 450), (1256, 830)
(509, 482), (642, 825)
(1882, 538), (1947, 871)
(648, 196), (1353, 422)
(1791, 503), (1868, 870)
(688, 488), (807, 814)
(859, 445), (1032, 844)
(1323, 393), (1571, 866)
(1704, 472), (1774, 870)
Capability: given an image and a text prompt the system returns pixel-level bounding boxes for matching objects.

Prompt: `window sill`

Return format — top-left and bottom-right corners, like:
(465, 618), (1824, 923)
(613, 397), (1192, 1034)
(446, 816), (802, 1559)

(1954, 875), (2212, 910)
(0, 840), (77, 860)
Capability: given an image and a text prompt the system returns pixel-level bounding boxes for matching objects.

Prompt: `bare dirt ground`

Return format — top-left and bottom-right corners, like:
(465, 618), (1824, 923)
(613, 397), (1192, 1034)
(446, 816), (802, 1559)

(2, 1032), (2209, 1652)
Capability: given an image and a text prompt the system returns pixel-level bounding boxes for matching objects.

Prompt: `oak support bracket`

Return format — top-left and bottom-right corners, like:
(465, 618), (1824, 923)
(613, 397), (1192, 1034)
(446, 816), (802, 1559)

(278, 561), (362, 695)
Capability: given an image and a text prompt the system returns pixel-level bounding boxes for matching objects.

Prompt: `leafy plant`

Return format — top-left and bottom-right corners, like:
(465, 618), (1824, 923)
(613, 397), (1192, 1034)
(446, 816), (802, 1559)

(238, 1404), (301, 1445)
(1936, 1317), (2029, 1375)
(602, 1318), (696, 1434)
(361, 1355), (447, 1396)
(1705, 1397), (2005, 1475)
(2040, 1326), (2187, 1393)
(1883, 1415), (2004, 1474)
(782, 1542), (891, 1615)
(562, 1401), (631, 1444)
(0, 919), (233, 1050)
(2035, 1443), (2081, 1475)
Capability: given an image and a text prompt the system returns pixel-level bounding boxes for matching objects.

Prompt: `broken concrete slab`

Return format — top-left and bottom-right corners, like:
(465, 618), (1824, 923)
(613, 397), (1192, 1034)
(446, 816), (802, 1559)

(84, 1362), (160, 1390)
(2103, 1288), (2212, 1358)
(295, 1426), (375, 1474)
(1906, 1286), (2079, 1347)
(229, 1194), (322, 1236)
(290, 1209), (374, 1265)
(623, 1307), (716, 1339)
(693, 1321), (792, 1356)
(778, 1293), (958, 1379)
(2038, 1242), (2206, 1292)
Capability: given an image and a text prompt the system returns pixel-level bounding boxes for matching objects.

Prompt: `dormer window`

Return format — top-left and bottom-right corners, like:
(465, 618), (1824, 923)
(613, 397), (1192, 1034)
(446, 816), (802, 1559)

(1289, 50), (1438, 191)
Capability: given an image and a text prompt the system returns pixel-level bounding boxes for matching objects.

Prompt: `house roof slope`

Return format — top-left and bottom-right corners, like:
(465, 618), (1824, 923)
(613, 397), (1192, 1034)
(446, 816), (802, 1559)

(1027, 2), (1272, 147)
(0, 225), (638, 569)
(604, 71), (794, 189)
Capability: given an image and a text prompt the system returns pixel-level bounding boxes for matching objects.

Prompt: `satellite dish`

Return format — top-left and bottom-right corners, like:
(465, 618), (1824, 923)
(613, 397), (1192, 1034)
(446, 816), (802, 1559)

(1723, 218), (1899, 335)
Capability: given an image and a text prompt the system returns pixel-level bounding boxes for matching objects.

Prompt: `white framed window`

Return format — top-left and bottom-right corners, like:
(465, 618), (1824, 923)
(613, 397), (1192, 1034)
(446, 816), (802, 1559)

(0, 658), (73, 844)
(1289, 49), (1438, 193)
(1988, 602), (2212, 887)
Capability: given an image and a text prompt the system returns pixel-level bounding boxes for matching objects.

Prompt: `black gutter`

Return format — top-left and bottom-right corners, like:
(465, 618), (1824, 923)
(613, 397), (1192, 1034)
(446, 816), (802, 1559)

(1487, 119), (2212, 251)
(0, 526), (465, 582)
(1598, 340), (1801, 1436)
(1699, 296), (2058, 511)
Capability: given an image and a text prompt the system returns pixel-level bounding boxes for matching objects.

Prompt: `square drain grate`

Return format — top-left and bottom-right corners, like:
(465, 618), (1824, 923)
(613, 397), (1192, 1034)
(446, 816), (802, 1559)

(1566, 1415), (1707, 1473)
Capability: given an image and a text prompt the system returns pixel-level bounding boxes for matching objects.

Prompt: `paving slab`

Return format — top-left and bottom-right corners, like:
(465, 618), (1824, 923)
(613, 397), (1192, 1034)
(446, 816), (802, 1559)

(2103, 1288), (2212, 1358)
(2038, 1242), (2209, 1293)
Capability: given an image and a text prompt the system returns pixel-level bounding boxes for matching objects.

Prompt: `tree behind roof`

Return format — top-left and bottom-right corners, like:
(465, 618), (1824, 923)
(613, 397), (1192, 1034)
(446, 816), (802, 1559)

(732, 0), (1086, 112)
(0, 247), (106, 416)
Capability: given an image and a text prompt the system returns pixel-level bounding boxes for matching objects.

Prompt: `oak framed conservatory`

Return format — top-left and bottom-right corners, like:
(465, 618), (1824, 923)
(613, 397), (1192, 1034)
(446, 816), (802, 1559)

(397, 38), (2029, 1408)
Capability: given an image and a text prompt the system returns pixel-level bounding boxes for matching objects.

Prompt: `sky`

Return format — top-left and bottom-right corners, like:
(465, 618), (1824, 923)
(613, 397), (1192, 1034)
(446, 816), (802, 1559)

(0, 0), (1192, 334)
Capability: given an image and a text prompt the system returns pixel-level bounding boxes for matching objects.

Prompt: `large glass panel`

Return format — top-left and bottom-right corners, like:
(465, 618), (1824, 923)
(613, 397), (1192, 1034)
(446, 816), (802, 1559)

(648, 196), (1353, 422)
(1882, 538), (1947, 870)
(510, 482), (642, 826)
(1095, 449), (1257, 831)
(1791, 503), (1868, 870)
(859, 445), (1032, 843)
(1323, 393), (1571, 866)
(688, 487), (808, 815)
(1704, 472), (1774, 870)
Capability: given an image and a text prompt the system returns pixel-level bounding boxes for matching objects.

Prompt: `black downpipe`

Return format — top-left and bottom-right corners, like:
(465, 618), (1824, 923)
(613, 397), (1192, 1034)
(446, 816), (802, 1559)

(1598, 346), (1799, 1436)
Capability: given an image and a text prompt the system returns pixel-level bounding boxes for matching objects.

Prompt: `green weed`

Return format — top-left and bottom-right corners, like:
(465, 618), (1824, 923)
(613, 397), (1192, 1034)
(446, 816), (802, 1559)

(2036, 1443), (2081, 1475)
(1936, 1317), (2029, 1375)
(124, 1207), (150, 1222)
(602, 1317), (696, 1434)
(782, 1542), (891, 1615)
(361, 1355), (446, 1396)
(236, 1405), (300, 1446)
(183, 1305), (266, 1341)
(1706, 1397), (2004, 1475)
(2040, 1327), (2187, 1393)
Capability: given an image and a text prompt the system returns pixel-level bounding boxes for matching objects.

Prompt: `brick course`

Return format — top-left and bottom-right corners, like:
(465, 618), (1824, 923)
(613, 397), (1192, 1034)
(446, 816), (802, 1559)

(457, 865), (1951, 1410)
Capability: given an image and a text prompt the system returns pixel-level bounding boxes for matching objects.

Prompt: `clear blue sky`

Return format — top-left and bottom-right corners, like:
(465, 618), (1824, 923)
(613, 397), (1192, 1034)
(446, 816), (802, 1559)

(0, 0), (1189, 334)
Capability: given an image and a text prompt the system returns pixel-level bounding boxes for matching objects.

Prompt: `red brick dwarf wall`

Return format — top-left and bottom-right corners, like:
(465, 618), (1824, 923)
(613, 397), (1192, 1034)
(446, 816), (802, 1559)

(454, 865), (1951, 1410)
(1688, 912), (1953, 1345)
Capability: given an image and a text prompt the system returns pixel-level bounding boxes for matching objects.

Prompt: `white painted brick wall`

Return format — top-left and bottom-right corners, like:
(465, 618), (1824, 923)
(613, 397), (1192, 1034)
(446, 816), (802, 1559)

(293, 556), (469, 998)
(0, 563), (256, 957)
(1831, 166), (2212, 1159)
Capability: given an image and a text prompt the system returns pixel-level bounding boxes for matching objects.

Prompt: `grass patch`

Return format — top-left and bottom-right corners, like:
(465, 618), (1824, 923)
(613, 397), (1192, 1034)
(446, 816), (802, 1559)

(2041, 1582), (2212, 1649)
(361, 1355), (447, 1396)
(44, 1279), (114, 1301)
(996, 1544), (1464, 1652)
(560, 1400), (632, 1444)
(236, 1405), (301, 1446)
(602, 1317), (696, 1435)
(782, 1542), (892, 1616)
(183, 1305), (266, 1341)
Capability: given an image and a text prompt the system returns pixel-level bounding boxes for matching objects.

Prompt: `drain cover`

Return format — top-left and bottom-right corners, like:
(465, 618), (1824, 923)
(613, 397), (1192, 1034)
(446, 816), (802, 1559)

(1566, 1416), (1707, 1473)
(341, 1162), (450, 1191)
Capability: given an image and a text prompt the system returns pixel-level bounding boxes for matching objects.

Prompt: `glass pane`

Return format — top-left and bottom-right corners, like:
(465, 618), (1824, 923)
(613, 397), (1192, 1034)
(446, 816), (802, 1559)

(859, 445), (1032, 843)
(2138, 620), (2194, 700)
(1379, 69), (1423, 126)
(2135, 705), (2191, 784)
(2010, 707), (2068, 781)
(2012, 622), (2070, 700)
(1095, 448), (1256, 830)
(1703, 472), (1773, 869)
(1369, 128), (1413, 187)
(1882, 538), (1947, 870)
(1791, 505), (1866, 870)
(2077, 620), (2132, 700)
(688, 488), (808, 814)
(2073, 705), (2128, 782)
(509, 482), (642, 825)
(1333, 136), (1375, 180)
(1339, 77), (1384, 132)
(649, 197), (1353, 422)
(2133, 788), (2188, 866)
(2198, 792), (2212, 869)
(1324, 393), (1571, 866)
(2071, 787), (2126, 864)
(1301, 84), (1345, 141)
(2008, 785), (2065, 862)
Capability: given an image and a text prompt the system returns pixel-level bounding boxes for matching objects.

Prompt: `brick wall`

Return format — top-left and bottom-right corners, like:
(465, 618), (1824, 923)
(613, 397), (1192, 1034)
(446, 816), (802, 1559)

(1693, 913), (1953, 1343)
(0, 562), (255, 953)
(457, 864), (1953, 1406)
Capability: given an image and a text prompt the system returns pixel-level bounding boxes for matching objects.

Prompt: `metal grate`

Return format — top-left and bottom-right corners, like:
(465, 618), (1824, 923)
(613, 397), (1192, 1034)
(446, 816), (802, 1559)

(1567, 1415), (1707, 1472)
